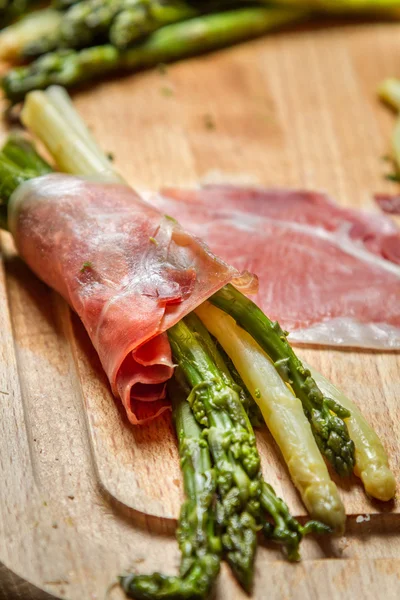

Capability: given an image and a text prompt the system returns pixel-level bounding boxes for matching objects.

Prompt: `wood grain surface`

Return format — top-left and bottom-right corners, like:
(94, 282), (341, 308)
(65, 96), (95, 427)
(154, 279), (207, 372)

(0, 16), (400, 600)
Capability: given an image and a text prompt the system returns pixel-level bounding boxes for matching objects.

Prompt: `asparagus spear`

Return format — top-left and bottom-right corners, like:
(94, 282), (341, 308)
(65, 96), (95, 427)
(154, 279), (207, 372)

(21, 0), (198, 58)
(210, 284), (355, 477)
(378, 78), (400, 180)
(2, 7), (308, 103)
(2, 131), (53, 173)
(121, 379), (221, 600)
(379, 78), (400, 111)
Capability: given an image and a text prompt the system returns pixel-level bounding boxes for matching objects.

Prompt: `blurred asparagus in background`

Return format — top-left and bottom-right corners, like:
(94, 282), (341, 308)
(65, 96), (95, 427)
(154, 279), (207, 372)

(4, 0), (400, 63)
(2, 0), (400, 103)
(379, 78), (400, 180)
(2, 7), (309, 103)
(24, 0), (199, 57)
(0, 9), (62, 60)
(272, 0), (400, 14)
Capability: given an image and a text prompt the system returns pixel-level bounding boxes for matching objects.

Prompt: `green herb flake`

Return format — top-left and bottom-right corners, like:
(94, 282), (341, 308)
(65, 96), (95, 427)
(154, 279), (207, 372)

(80, 261), (93, 273)
(106, 152), (114, 162)
(165, 214), (177, 223)
(149, 236), (159, 246)
(160, 85), (174, 97)
(203, 114), (216, 130)
(254, 388), (261, 399)
(381, 154), (392, 162)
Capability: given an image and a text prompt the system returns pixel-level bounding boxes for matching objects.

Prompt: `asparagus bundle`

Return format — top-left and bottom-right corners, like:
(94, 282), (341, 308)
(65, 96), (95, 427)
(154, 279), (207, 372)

(2, 7), (308, 103)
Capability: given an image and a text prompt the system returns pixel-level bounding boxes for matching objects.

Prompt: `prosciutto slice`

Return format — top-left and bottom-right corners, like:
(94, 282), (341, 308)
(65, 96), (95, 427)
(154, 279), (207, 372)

(151, 186), (400, 349)
(9, 175), (254, 423)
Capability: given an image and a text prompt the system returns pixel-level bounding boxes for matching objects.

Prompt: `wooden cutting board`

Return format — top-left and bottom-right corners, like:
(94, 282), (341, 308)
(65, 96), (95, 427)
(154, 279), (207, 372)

(0, 16), (400, 600)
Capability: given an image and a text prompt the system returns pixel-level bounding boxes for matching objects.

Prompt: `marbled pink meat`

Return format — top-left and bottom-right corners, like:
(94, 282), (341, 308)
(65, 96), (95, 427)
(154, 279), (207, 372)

(153, 186), (400, 349)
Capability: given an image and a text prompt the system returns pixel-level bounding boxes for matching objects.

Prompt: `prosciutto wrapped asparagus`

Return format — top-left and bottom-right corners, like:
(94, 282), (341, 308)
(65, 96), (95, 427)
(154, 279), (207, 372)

(9, 173), (253, 424)
(0, 86), (396, 598)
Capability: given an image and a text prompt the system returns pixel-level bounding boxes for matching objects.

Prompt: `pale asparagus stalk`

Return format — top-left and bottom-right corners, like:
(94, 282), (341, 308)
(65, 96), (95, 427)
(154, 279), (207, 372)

(378, 78), (400, 178)
(45, 85), (117, 166)
(303, 362), (396, 502)
(21, 88), (122, 182)
(195, 302), (345, 532)
(0, 9), (62, 60)
(378, 78), (400, 110)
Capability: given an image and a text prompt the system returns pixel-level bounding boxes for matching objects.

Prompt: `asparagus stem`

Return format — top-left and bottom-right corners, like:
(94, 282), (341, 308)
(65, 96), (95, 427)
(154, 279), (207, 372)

(21, 89), (123, 181)
(121, 380), (221, 600)
(0, 135), (52, 229)
(378, 77), (400, 111)
(303, 361), (396, 502)
(210, 284), (355, 477)
(2, 7), (308, 102)
(215, 341), (264, 428)
(0, 152), (34, 207)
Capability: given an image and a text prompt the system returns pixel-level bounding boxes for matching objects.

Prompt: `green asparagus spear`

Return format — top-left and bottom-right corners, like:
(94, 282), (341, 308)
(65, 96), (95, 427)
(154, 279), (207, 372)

(0, 135), (52, 229)
(121, 379), (221, 600)
(2, 132), (53, 174)
(2, 7), (308, 103)
(210, 284), (355, 477)
(184, 311), (263, 427)
(22, 0), (198, 57)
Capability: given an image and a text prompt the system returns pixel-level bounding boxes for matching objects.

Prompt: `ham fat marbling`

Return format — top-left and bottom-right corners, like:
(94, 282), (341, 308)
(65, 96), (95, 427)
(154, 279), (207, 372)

(9, 175), (254, 423)
(153, 186), (400, 349)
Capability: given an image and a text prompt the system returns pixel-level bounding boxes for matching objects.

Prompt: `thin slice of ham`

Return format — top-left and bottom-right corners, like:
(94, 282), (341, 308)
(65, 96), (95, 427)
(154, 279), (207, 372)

(9, 174), (255, 424)
(151, 186), (400, 350)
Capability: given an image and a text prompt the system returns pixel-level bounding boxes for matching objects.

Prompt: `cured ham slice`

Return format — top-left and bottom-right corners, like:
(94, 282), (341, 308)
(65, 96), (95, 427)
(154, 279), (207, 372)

(152, 186), (400, 350)
(9, 174), (254, 424)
